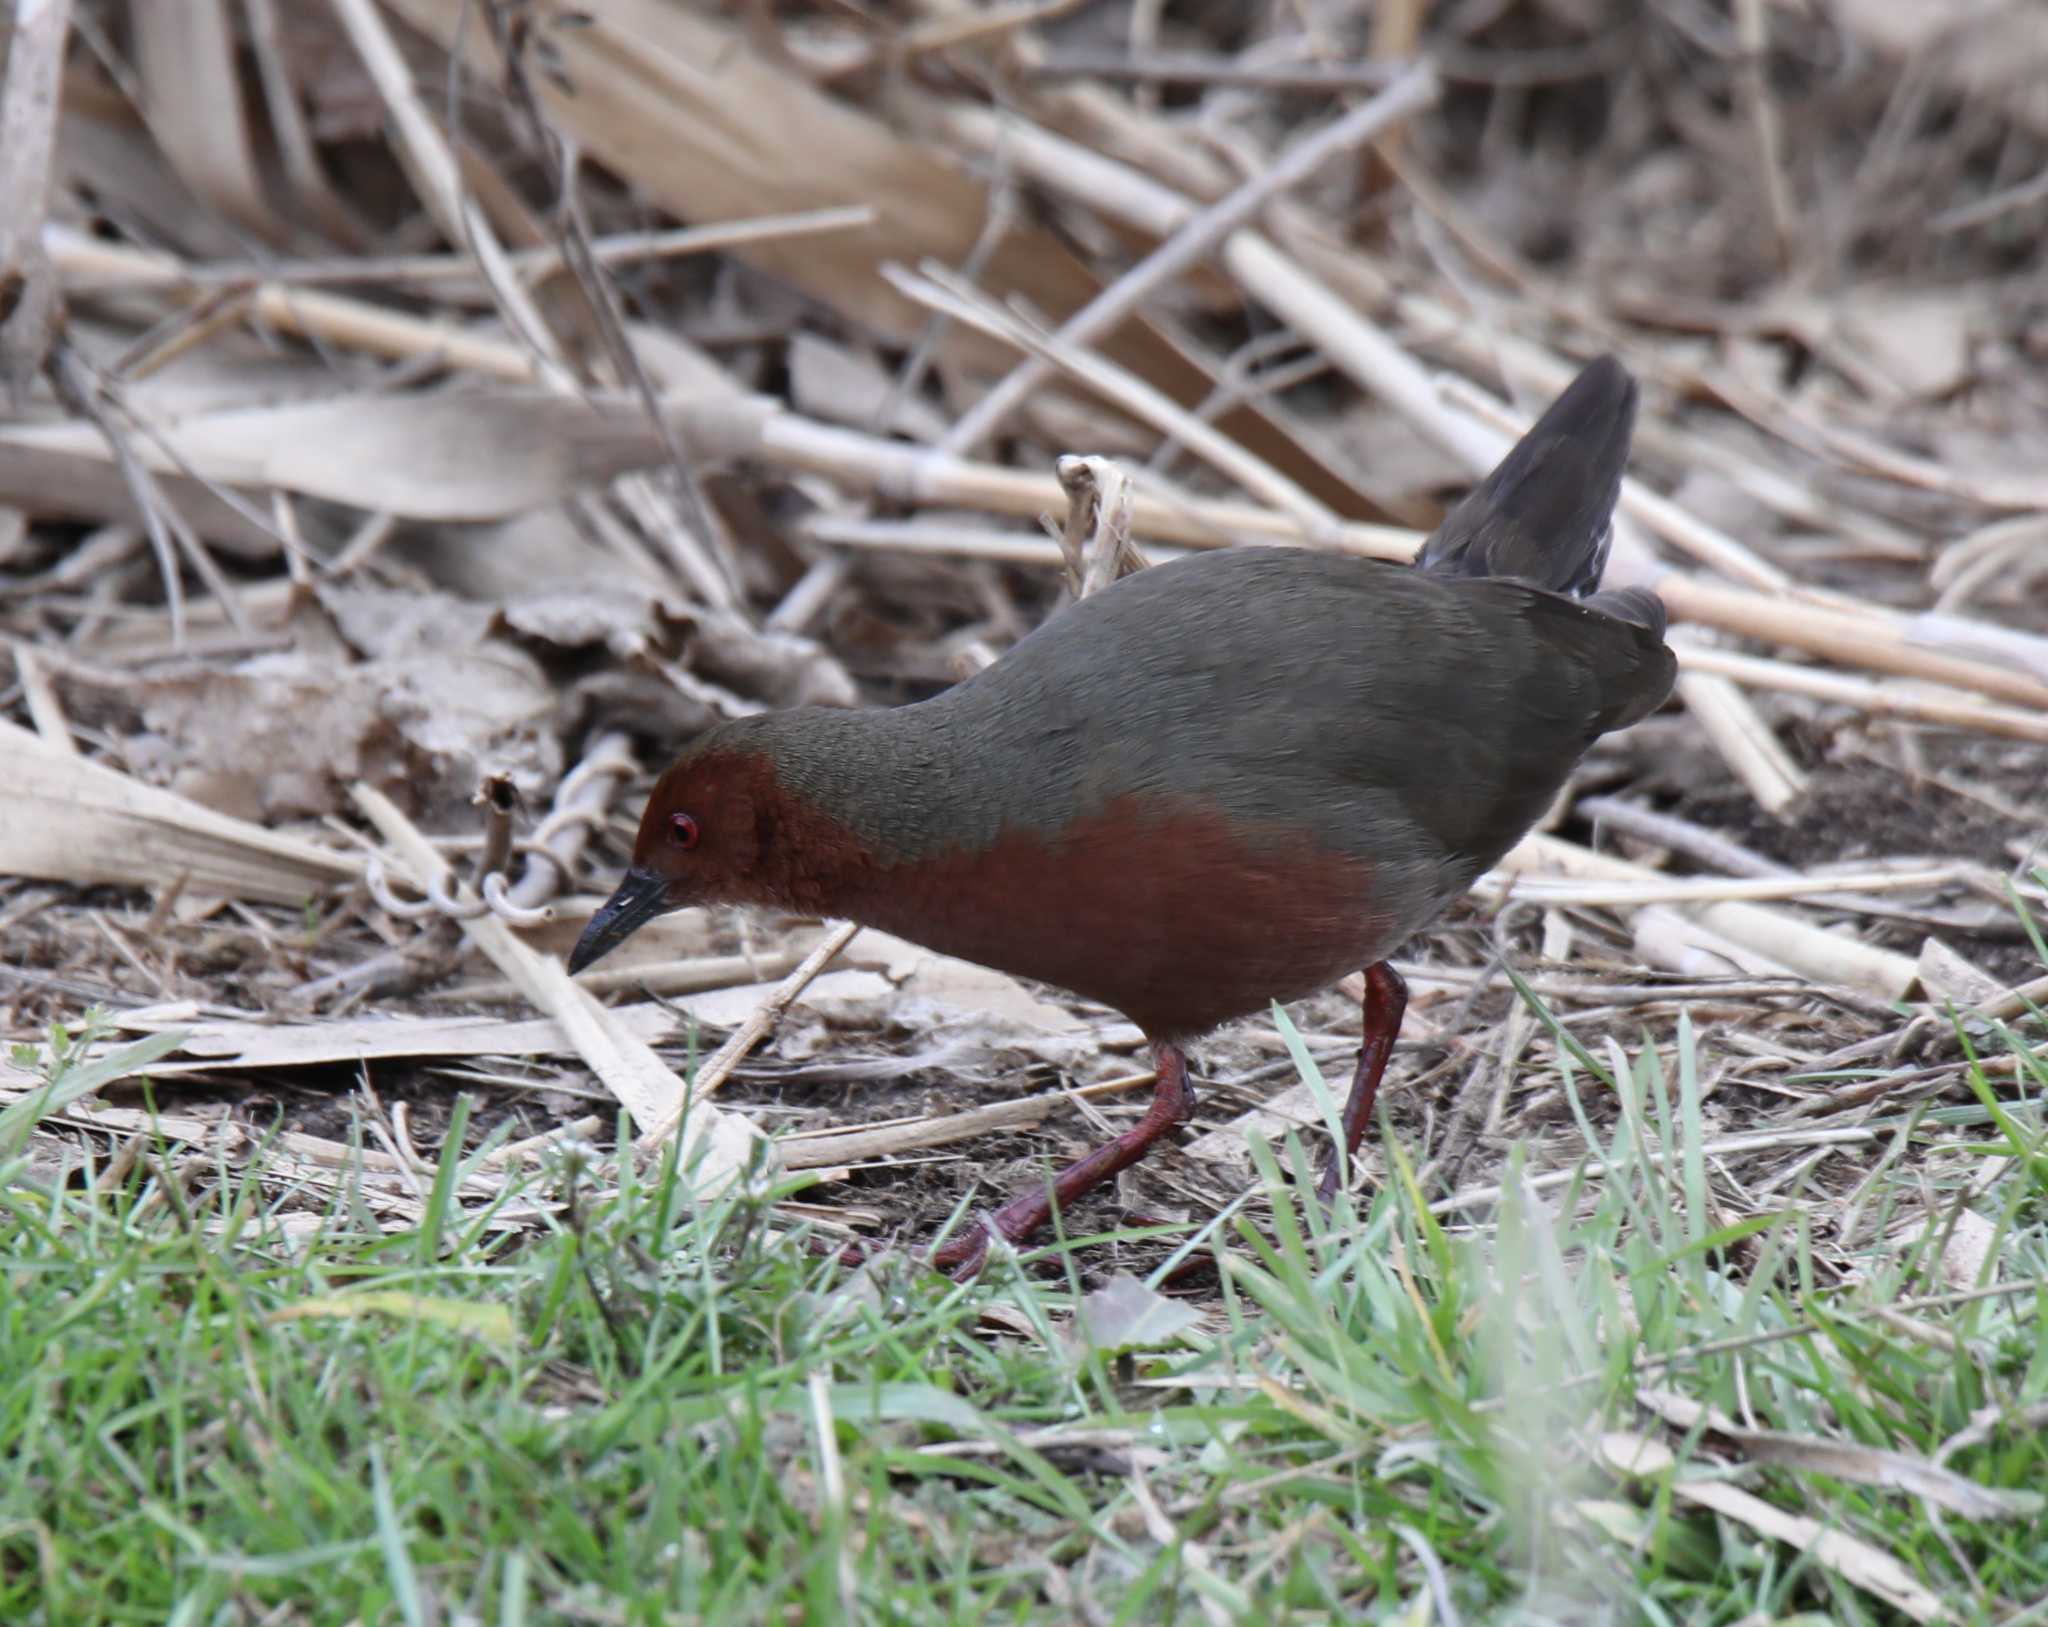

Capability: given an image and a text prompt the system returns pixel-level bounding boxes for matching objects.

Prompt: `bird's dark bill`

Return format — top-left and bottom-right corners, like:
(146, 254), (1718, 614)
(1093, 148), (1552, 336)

(568, 866), (671, 974)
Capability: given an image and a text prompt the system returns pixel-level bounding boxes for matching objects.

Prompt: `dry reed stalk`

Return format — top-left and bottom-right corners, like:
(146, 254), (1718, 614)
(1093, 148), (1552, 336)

(1675, 642), (2048, 744)
(48, 226), (546, 380)
(762, 413), (1414, 555)
(939, 60), (1439, 455)
(887, 262), (1343, 538)
(326, 0), (573, 384)
(1661, 575), (2048, 712)
(1483, 865), (1966, 908)
(0, 0), (73, 396)
(1499, 834), (1921, 999)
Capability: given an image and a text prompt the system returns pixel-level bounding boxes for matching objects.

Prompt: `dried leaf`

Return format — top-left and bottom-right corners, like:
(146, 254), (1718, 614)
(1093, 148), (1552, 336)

(1915, 938), (2008, 1013)
(1077, 1274), (1204, 1352)
(0, 718), (356, 902)
(130, 0), (275, 239)
(1638, 1389), (2040, 1521)
(1890, 1208), (2002, 1294)
(0, 390), (773, 521)
(59, 589), (561, 821)
(0, 434), (278, 552)
(499, 583), (675, 658)
(789, 333), (949, 441)
(1599, 1431), (1948, 1622)
(853, 932), (1088, 1036)
(267, 1292), (516, 1346)
(1831, 289), (1976, 399)
(63, 1005), (674, 1078)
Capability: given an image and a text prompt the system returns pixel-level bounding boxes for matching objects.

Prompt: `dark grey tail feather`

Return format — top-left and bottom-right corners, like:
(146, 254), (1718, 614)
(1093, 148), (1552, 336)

(1415, 355), (1638, 598)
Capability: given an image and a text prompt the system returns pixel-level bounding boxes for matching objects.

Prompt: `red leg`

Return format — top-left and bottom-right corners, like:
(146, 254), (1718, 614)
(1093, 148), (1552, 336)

(1315, 961), (1408, 1204)
(932, 1042), (1197, 1280)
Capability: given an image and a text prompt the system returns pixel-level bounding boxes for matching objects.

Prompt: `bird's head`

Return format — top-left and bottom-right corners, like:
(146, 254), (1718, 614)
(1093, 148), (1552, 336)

(567, 742), (775, 975)
(568, 712), (880, 975)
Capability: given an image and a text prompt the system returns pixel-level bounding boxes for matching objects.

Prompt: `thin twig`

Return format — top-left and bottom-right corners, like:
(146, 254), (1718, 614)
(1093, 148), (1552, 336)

(0, 0), (75, 399)
(634, 921), (863, 1151)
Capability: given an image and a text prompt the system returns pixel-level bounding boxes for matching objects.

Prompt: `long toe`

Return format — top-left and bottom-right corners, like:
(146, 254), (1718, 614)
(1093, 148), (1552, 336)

(1313, 1152), (1359, 1209)
(929, 1223), (991, 1281)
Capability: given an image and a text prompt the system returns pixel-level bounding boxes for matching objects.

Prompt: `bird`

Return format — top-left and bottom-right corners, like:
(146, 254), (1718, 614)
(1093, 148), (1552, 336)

(570, 356), (1676, 1276)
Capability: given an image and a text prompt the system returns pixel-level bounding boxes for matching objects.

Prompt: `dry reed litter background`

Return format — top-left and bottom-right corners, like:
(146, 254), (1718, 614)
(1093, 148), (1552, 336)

(1, 0), (2046, 1301)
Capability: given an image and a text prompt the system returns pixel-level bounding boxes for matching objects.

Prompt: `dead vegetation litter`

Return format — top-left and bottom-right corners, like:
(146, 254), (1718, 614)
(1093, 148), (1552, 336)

(0, 0), (2045, 1304)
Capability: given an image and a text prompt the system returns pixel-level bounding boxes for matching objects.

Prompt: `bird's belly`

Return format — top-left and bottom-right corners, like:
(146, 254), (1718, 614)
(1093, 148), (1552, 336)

(841, 793), (1436, 1038)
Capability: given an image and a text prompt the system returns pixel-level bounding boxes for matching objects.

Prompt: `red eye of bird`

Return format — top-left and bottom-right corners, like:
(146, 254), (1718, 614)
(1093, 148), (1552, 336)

(669, 812), (700, 850)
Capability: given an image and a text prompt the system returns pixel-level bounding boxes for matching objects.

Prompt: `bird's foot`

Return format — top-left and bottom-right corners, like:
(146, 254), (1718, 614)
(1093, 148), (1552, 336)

(928, 1213), (1007, 1282)
(936, 1236), (988, 1283)
(927, 1185), (1055, 1279)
